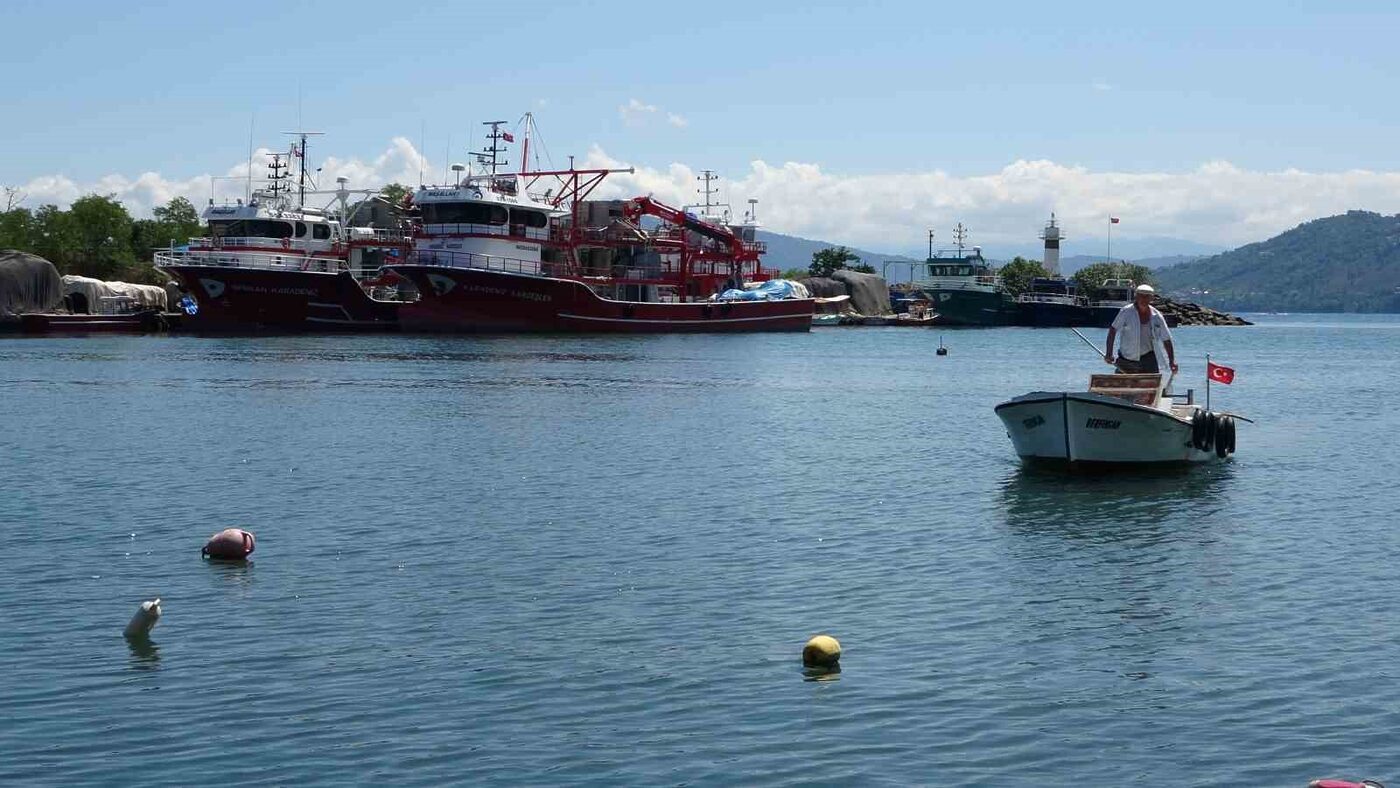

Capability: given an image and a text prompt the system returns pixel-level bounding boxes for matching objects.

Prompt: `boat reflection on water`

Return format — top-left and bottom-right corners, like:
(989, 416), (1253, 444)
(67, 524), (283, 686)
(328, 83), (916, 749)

(995, 463), (1236, 543)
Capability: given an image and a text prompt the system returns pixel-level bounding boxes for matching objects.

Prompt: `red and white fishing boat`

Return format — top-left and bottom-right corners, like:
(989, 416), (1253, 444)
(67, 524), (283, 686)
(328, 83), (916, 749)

(155, 133), (415, 331)
(388, 116), (813, 333)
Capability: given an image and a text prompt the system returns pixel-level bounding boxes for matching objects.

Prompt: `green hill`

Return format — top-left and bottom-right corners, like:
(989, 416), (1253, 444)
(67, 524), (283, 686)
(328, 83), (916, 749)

(1155, 210), (1400, 312)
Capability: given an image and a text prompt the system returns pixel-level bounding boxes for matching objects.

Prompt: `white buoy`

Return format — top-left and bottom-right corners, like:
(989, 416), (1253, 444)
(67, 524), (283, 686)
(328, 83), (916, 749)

(123, 598), (162, 639)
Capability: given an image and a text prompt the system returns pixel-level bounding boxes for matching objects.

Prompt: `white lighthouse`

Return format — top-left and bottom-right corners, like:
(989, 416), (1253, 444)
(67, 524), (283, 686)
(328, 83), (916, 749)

(1040, 213), (1063, 276)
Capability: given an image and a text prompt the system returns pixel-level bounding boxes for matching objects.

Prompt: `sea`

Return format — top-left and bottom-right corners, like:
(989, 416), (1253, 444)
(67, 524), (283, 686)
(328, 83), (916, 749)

(2, 314), (1398, 786)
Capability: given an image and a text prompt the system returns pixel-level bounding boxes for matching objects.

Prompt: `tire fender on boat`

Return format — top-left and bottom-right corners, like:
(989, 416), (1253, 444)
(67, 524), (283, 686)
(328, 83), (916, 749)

(1192, 410), (1212, 451)
(1217, 415), (1236, 456)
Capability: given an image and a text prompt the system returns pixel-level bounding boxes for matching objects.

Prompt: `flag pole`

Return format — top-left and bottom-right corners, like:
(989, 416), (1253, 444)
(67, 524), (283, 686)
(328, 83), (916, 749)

(1107, 216), (1112, 265)
(1206, 353), (1212, 411)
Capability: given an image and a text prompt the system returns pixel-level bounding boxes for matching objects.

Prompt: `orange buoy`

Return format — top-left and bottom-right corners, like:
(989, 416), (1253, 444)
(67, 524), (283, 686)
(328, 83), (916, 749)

(202, 528), (255, 560)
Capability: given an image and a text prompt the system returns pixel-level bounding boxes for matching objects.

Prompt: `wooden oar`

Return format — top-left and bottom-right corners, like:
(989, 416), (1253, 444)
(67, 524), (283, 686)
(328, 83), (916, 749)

(1070, 327), (1114, 364)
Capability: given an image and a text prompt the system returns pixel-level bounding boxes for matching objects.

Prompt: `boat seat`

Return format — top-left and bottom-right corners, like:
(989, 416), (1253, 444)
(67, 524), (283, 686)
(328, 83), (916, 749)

(1088, 388), (1159, 406)
(1089, 373), (1162, 390)
(1088, 374), (1162, 406)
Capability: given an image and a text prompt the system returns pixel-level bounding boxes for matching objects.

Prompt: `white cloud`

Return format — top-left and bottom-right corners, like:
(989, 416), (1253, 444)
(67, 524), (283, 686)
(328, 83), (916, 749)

(619, 98), (688, 131)
(9, 137), (432, 217)
(12, 137), (1400, 250)
(580, 147), (1400, 249)
(1092, 80), (1113, 92)
(618, 98), (658, 125)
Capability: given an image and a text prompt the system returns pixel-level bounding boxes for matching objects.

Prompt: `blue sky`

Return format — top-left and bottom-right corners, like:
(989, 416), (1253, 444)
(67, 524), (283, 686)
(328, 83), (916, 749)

(5, 0), (1400, 254)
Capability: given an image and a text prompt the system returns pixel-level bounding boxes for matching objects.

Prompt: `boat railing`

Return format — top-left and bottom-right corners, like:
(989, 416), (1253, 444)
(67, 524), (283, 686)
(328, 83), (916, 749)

(1017, 293), (1089, 305)
(408, 248), (544, 276)
(914, 275), (1003, 292)
(189, 236), (331, 253)
(352, 228), (414, 246)
(154, 248), (350, 274)
(419, 223), (550, 241)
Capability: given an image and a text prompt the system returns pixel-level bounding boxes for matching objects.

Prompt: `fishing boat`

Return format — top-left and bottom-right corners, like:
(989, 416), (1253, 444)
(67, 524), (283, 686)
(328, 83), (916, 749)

(995, 371), (1239, 467)
(389, 117), (813, 333)
(908, 224), (1018, 326)
(155, 133), (415, 331)
(1085, 277), (1137, 328)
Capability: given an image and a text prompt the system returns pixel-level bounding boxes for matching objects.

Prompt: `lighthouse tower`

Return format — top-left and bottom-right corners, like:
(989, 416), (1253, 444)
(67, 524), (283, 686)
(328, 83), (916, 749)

(1040, 213), (1063, 276)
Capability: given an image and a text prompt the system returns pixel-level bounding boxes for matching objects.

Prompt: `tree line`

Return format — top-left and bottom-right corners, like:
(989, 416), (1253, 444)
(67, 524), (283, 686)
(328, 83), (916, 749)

(1, 188), (200, 284)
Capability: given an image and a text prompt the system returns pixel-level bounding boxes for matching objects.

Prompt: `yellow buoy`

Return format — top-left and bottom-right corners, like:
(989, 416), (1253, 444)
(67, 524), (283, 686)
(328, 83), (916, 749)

(802, 634), (841, 669)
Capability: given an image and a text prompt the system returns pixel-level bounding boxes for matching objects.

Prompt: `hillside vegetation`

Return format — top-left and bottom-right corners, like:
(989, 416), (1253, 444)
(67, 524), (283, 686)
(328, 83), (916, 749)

(1155, 210), (1400, 312)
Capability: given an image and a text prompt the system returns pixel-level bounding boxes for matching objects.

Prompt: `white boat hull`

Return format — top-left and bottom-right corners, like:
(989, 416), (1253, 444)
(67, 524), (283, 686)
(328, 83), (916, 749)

(995, 392), (1219, 466)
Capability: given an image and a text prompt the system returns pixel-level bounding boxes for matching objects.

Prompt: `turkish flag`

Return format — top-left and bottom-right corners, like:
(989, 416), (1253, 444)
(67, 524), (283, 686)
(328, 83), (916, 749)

(1208, 361), (1235, 384)
(502, 131), (515, 143)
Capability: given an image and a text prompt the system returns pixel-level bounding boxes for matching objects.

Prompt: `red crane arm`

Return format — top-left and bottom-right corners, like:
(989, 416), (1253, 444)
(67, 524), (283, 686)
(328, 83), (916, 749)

(622, 195), (753, 261)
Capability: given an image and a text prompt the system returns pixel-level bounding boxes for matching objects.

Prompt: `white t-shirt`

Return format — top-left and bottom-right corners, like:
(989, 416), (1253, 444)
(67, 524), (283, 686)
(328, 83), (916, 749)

(1111, 305), (1172, 360)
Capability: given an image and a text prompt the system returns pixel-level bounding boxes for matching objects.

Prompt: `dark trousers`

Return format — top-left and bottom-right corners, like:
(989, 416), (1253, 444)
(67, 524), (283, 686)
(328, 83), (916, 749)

(1116, 351), (1159, 374)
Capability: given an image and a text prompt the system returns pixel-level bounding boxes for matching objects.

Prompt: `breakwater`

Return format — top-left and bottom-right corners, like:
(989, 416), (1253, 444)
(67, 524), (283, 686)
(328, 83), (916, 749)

(1157, 297), (1253, 326)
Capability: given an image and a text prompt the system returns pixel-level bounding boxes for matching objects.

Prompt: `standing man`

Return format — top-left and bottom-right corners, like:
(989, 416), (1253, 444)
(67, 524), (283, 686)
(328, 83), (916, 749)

(1104, 284), (1178, 374)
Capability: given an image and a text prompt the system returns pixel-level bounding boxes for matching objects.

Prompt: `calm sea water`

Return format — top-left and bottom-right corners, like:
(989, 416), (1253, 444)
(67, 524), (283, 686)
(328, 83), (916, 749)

(2, 315), (1399, 786)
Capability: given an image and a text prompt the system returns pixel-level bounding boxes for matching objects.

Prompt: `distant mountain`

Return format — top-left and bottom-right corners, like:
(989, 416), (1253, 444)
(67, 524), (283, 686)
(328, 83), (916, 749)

(756, 230), (918, 277)
(1056, 254), (1205, 276)
(754, 228), (1215, 283)
(1154, 210), (1400, 312)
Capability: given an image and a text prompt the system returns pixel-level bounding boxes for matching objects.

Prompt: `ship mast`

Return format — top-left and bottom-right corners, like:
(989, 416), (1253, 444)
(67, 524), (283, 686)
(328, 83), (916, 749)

(952, 222), (969, 256)
(281, 130), (324, 207)
(476, 121), (510, 176)
(266, 151), (290, 202)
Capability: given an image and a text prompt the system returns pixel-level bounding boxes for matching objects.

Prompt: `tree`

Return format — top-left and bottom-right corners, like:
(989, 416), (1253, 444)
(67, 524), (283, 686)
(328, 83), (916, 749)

(3, 186), (24, 212)
(133, 197), (203, 256)
(67, 194), (135, 279)
(998, 256), (1049, 296)
(779, 268), (809, 280)
(154, 197), (200, 237)
(1072, 261), (1155, 300)
(809, 245), (862, 277)
(0, 206), (35, 251)
(32, 204), (76, 269)
(380, 182), (411, 205)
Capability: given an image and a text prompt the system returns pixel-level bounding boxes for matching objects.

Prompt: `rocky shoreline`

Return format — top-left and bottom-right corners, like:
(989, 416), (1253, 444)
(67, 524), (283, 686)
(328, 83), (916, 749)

(1155, 297), (1252, 326)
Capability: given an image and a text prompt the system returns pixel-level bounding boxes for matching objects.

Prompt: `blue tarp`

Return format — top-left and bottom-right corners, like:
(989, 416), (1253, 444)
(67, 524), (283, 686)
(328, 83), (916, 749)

(717, 279), (799, 301)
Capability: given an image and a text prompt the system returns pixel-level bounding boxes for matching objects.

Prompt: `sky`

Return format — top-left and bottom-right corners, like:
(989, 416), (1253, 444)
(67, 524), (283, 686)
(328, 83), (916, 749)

(4, 0), (1400, 257)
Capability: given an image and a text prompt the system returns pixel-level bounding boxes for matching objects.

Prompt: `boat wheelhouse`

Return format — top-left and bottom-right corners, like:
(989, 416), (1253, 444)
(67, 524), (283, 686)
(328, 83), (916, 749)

(155, 134), (414, 331)
(1086, 277), (1136, 327)
(389, 116), (811, 333)
(910, 223), (1018, 326)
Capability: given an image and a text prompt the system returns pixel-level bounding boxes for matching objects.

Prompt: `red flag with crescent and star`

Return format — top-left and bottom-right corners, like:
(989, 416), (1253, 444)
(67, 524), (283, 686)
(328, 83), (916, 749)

(1208, 361), (1235, 384)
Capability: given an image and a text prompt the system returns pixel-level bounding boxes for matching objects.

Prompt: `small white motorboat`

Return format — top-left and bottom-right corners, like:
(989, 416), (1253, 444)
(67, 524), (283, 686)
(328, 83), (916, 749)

(995, 372), (1239, 467)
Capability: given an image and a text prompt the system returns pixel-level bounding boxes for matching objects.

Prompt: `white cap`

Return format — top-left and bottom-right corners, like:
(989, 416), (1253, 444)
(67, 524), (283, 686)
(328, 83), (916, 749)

(1134, 284), (1155, 295)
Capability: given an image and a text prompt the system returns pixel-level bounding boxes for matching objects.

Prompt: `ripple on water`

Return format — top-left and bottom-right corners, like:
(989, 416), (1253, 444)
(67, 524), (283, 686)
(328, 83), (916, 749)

(2, 324), (1400, 784)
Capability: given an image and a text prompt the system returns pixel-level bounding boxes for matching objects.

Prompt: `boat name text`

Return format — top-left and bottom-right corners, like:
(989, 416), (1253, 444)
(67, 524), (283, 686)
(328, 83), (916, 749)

(464, 284), (552, 302)
(1085, 418), (1121, 430)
